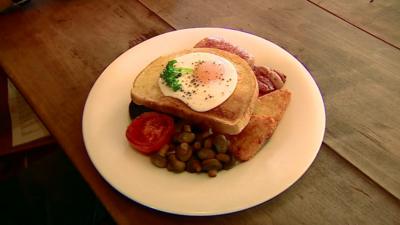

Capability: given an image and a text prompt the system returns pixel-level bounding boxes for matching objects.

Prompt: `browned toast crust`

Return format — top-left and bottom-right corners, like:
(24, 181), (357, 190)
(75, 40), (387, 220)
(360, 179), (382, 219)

(131, 48), (258, 135)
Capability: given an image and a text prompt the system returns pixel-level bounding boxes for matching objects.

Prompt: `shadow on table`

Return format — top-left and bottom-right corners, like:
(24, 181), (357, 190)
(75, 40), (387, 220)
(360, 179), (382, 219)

(0, 145), (115, 225)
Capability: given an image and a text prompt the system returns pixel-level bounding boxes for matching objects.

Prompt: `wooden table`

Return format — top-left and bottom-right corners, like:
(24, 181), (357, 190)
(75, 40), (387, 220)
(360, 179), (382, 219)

(1, 0), (399, 224)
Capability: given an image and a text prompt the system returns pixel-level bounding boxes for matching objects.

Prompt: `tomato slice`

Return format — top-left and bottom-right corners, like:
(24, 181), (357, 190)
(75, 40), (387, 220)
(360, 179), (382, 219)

(126, 112), (175, 154)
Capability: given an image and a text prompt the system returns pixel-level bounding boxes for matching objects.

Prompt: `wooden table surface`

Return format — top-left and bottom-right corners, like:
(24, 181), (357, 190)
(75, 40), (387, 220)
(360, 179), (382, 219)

(1, 0), (399, 224)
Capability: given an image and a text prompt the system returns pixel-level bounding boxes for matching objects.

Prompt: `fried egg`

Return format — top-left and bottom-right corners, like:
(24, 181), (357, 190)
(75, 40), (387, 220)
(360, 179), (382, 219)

(159, 52), (238, 112)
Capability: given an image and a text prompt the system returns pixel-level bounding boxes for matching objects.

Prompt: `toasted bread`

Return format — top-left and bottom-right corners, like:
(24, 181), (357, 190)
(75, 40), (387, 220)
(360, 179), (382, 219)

(230, 89), (291, 161)
(131, 48), (258, 135)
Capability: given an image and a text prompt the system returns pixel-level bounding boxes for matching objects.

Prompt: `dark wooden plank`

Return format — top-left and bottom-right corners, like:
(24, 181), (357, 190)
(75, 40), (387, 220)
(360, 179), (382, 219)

(0, 70), (54, 156)
(130, 145), (400, 225)
(230, 145), (400, 225)
(1, 0), (399, 224)
(10, 136), (55, 155)
(0, 0), (12, 12)
(0, 67), (12, 153)
(139, 0), (400, 199)
(0, 0), (174, 223)
(309, 0), (400, 48)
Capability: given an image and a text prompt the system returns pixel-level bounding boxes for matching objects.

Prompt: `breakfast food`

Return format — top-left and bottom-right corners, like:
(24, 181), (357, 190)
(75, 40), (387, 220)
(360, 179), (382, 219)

(229, 90), (291, 161)
(253, 89), (291, 121)
(253, 66), (287, 95)
(147, 121), (237, 177)
(158, 51), (238, 112)
(194, 36), (255, 67)
(194, 37), (287, 96)
(131, 48), (258, 135)
(126, 112), (175, 154)
(127, 36), (291, 177)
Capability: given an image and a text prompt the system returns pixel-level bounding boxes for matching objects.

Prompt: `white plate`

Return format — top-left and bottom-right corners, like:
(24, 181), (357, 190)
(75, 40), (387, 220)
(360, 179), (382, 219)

(82, 28), (325, 216)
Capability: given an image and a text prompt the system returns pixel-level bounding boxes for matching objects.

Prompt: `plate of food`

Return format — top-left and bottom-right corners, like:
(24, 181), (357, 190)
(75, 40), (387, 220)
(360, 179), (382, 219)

(82, 28), (325, 216)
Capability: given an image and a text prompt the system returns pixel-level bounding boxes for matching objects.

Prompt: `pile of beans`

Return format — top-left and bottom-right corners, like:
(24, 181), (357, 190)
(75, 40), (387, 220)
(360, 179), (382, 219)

(150, 123), (237, 177)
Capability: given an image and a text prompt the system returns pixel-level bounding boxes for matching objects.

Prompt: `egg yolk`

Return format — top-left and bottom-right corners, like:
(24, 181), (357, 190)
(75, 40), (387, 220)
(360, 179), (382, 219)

(194, 61), (225, 84)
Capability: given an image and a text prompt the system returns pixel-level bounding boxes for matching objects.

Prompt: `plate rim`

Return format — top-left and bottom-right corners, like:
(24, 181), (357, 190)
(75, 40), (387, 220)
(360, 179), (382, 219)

(82, 27), (326, 216)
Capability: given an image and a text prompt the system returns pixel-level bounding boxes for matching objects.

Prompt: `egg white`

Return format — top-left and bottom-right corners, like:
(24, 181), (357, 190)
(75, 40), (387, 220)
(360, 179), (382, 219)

(159, 52), (238, 112)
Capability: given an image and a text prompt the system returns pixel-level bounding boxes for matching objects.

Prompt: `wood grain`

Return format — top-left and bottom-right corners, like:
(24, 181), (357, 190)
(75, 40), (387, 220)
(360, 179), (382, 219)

(229, 145), (400, 225)
(1, 0), (399, 224)
(308, 0), (400, 48)
(140, 0), (400, 200)
(0, 68), (54, 156)
(0, 0), (173, 222)
(0, 68), (12, 153)
(110, 145), (400, 225)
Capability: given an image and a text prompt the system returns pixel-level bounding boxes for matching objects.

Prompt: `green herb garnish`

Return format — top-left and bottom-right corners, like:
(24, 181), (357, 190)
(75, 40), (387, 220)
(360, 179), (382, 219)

(160, 60), (193, 91)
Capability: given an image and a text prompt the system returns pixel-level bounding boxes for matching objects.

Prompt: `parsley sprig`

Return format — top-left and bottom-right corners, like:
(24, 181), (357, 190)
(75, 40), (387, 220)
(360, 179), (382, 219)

(160, 60), (193, 91)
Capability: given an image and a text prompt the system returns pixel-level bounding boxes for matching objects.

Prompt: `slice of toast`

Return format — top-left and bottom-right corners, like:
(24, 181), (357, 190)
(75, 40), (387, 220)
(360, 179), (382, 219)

(229, 89), (291, 161)
(131, 48), (258, 135)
